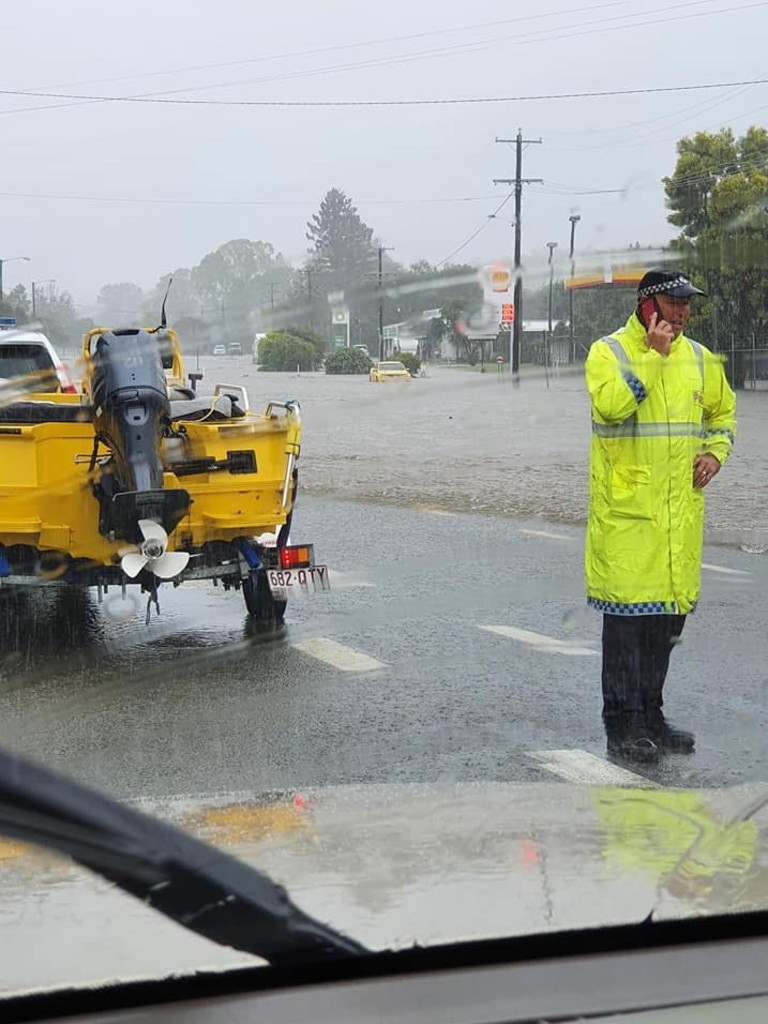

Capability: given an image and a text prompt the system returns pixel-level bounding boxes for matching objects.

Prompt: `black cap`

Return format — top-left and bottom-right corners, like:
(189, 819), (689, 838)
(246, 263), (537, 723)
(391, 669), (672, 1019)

(637, 268), (706, 299)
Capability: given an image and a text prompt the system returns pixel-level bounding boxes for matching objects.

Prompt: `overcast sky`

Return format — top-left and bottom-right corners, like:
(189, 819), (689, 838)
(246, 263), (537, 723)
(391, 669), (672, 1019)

(1, 0), (766, 309)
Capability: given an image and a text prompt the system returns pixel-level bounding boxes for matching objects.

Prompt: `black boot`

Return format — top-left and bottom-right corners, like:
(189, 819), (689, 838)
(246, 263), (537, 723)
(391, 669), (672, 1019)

(647, 713), (695, 754)
(607, 735), (661, 763)
(605, 714), (661, 764)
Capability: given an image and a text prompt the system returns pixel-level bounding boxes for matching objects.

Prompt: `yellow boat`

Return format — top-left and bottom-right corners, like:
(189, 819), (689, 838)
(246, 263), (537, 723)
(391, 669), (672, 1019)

(0, 323), (327, 624)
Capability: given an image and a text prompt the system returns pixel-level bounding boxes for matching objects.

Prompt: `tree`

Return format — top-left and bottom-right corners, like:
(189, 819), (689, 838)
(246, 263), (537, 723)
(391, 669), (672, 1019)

(525, 277), (633, 355)
(436, 298), (470, 359)
(191, 239), (291, 343)
(96, 282), (146, 326)
(663, 126), (768, 359)
(390, 262), (483, 325)
(568, 286), (637, 351)
(301, 190), (380, 349)
(0, 284), (31, 323)
(424, 316), (445, 359)
(306, 189), (376, 290)
(144, 268), (201, 325)
(36, 288), (94, 354)
(258, 331), (317, 372)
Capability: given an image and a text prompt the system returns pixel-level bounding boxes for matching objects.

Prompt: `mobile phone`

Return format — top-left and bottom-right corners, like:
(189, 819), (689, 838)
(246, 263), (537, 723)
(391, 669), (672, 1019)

(638, 296), (662, 329)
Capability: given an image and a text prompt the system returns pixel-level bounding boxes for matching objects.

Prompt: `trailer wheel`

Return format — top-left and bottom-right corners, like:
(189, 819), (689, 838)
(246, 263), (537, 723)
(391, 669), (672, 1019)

(242, 570), (287, 626)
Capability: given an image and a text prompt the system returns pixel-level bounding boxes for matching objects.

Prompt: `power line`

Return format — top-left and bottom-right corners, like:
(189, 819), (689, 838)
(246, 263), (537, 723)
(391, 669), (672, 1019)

(0, 77), (766, 110)
(568, 83), (761, 152)
(0, 189), (499, 207)
(96, 0), (743, 100)
(529, 182), (627, 195)
(0, 152), (761, 214)
(663, 146), (768, 189)
(1, 0), (738, 118)
(34, 0), (636, 94)
(546, 80), (759, 149)
(435, 192), (515, 267)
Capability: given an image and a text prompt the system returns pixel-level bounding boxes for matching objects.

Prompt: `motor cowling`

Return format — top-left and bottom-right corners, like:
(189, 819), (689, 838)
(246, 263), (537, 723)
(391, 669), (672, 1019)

(90, 329), (190, 545)
(90, 329), (170, 493)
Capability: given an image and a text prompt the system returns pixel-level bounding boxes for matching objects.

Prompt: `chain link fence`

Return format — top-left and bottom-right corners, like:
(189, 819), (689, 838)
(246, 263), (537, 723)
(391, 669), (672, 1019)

(515, 332), (768, 393)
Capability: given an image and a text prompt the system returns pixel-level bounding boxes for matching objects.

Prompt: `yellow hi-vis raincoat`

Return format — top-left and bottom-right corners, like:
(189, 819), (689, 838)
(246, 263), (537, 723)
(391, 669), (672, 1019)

(585, 313), (736, 615)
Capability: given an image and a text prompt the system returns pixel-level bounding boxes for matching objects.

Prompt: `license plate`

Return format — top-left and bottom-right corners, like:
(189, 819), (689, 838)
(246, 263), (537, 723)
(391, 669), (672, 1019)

(267, 565), (330, 593)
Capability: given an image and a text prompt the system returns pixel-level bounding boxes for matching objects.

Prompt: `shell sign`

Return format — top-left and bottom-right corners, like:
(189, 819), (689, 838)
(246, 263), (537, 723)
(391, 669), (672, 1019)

(484, 264), (512, 294)
(565, 264), (646, 291)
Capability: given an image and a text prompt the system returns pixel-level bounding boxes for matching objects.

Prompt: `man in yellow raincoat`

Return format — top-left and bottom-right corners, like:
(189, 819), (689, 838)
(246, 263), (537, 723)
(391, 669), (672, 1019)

(585, 269), (736, 763)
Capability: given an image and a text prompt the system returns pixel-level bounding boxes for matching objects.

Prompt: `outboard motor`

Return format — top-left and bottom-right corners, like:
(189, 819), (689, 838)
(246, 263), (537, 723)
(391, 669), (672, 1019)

(91, 329), (169, 493)
(90, 329), (190, 548)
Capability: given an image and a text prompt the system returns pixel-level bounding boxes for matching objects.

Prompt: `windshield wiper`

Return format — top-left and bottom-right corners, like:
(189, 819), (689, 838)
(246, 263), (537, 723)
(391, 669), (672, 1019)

(0, 746), (368, 965)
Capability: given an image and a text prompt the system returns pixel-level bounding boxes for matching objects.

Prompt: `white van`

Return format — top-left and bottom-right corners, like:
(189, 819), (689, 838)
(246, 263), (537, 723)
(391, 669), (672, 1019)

(0, 320), (76, 393)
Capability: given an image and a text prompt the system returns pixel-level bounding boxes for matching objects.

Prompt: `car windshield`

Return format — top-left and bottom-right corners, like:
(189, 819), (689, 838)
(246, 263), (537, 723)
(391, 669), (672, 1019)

(0, 343), (55, 379)
(1, 0), (768, 1002)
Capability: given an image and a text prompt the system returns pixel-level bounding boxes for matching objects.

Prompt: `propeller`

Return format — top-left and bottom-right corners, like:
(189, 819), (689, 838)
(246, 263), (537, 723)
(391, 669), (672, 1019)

(119, 519), (189, 580)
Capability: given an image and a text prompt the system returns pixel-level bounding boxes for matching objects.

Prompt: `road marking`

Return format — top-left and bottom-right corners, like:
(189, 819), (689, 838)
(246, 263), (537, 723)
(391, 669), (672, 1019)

(520, 529), (573, 541)
(530, 749), (653, 787)
(292, 637), (386, 672)
(480, 624), (598, 657)
(702, 562), (751, 576)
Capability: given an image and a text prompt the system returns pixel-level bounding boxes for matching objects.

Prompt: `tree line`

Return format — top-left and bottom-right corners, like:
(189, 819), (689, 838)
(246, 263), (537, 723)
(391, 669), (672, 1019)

(2, 126), (766, 368)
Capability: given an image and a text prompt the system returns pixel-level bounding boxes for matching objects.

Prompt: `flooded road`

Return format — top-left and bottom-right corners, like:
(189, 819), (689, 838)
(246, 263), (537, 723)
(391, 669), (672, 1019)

(0, 495), (765, 803)
(213, 359), (768, 549)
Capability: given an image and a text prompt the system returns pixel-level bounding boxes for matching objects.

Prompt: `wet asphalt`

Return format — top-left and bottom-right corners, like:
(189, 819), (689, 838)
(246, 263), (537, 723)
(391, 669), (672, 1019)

(0, 494), (765, 800)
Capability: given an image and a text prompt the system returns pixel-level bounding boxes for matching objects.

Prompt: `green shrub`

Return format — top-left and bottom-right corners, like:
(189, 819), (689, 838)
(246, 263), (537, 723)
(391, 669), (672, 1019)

(394, 350), (421, 375)
(281, 324), (326, 366)
(324, 347), (372, 375)
(258, 331), (317, 371)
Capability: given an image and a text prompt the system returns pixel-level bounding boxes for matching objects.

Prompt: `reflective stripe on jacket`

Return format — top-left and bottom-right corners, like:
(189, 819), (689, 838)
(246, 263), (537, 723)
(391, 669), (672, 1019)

(585, 313), (736, 615)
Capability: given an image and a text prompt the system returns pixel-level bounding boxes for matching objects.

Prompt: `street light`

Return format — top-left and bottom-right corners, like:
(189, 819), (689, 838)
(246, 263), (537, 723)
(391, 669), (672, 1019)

(568, 215), (581, 363)
(377, 245), (394, 360)
(547, 241), (558, 335)
(0, 256), (31, 305)
(32, 279), (56, 318)
(546, 242), (558, 388)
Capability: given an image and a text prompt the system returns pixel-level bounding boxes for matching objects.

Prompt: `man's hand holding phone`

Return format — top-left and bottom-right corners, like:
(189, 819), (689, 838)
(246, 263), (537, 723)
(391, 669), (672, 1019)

(645, 310), (674, 357)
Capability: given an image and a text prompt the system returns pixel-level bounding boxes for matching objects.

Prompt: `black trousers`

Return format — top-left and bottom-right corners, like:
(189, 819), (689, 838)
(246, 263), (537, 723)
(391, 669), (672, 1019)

(601, 613), (686, 738)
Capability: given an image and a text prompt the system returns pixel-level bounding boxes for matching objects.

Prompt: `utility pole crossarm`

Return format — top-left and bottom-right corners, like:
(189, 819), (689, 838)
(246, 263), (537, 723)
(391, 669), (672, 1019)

(493, 178), (544, 186)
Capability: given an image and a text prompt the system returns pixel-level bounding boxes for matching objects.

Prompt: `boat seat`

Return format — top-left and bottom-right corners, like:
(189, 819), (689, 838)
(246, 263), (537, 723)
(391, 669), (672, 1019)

(169, 394), (244, 421)
(0, 401), (94, 424)
(0, 395), (245, 424)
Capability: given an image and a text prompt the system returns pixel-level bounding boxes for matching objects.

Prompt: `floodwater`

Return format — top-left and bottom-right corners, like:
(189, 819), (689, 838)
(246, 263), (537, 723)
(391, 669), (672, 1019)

(225, 361), (767, 549)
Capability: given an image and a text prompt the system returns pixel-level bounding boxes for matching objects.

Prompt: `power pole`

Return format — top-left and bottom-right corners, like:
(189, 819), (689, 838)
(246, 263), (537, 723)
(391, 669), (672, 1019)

(494, 130), (542, 384)
(377, 245), (394, 361)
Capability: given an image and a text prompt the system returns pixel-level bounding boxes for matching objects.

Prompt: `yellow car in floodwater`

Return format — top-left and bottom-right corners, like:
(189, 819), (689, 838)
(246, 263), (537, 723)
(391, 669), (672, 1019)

(369, 360), (411, 382)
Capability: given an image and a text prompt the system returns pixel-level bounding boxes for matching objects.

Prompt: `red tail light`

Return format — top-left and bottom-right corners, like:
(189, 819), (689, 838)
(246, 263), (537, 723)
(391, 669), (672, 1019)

(280, 545), (313, 569)
(58, 363), (77, 394)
